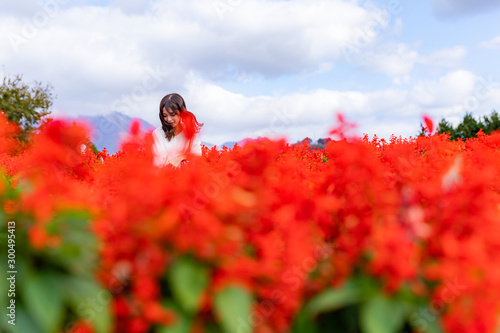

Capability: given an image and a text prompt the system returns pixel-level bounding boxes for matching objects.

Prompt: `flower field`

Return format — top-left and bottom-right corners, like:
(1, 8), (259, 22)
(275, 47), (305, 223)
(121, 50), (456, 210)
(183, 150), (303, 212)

(1, 113), (500, 333)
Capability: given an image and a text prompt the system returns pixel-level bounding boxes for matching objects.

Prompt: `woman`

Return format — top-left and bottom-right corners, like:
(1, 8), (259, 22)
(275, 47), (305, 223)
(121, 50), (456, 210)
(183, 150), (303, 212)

(152, 93), (203, 167)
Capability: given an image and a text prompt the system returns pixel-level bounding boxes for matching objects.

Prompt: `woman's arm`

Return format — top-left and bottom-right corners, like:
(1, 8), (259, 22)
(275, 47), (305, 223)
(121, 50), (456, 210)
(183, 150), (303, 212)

(152, 129), (169, 167)
(169, 154), (187, 167)
(190, 136), (202, 156)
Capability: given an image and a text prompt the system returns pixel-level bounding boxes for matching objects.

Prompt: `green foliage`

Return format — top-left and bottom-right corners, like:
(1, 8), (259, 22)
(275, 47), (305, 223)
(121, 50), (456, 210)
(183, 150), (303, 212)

(158, 301), (193, 333)
(213, 286), (253, 333)
(61, 276), (112, 333)
(167, 256), (210, 314)
(302, 281), (362, 317)
(0, 175), (111, 333)
(292, 276), (441, 333)
(455, 113), (482, 139)
(88, 141), (101, 155)
(360, 294), (408, 333)
(22, 271), (65, 332)
(0, 74), (53, 141)
(482, 111), (500, 133)
(437, 110), (500, 140)
(436, 119), (456, 138)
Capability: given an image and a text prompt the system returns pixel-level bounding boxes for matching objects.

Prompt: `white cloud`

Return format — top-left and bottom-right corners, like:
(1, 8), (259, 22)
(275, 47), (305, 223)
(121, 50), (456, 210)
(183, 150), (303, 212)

(354, 43), (419, 77)
(419, 45), (467, 67)
(109, 0), (150, 14)
(410, 70), (476, 108)
(349, 44), (467, 79)
(1, 0), (399, 82)
(480, 36), (500, 49)
(0, 0), (401, 121)
(136, 0), (386, 78)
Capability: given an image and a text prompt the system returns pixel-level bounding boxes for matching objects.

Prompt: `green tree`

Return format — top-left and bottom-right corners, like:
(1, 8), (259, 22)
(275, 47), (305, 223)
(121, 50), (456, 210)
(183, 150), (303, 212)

(482, 110), (500, 133)
(455, 113), (482, 139)
(437, 111), (500, 140)
(436, 118), (456, 139)
(0, 74), (54, 140)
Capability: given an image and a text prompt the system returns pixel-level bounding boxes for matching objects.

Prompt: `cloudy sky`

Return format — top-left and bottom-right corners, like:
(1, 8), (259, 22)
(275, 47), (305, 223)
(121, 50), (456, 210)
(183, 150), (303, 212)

(1, 0), (500, 145)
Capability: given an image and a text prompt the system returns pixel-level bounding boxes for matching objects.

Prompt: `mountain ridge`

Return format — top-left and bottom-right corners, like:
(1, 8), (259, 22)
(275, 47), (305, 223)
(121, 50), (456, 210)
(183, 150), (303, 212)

(75, 111), (217, 153)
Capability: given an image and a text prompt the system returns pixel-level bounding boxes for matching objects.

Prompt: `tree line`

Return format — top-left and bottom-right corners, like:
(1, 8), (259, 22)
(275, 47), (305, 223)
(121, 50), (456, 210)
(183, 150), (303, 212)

(435, 111), (500, 139)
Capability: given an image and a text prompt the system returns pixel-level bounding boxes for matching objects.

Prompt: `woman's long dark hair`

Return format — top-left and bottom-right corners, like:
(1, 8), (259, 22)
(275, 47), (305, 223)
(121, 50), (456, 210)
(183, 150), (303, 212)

(159, 93), (203, 142)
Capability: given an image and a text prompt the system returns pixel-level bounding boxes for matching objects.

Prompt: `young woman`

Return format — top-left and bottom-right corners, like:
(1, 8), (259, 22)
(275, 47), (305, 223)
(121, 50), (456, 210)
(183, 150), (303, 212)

(152, 93), (203, 167)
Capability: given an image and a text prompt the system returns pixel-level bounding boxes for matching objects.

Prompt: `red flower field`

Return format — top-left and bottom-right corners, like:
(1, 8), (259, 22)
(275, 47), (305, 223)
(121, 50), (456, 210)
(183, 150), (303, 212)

(1, 113), (500, 333)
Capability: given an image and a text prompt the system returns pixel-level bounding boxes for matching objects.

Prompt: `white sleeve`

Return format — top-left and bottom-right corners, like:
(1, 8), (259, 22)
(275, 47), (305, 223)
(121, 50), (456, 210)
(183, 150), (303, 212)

(152, 129), (168, 167)
(190, 136), (202, 156)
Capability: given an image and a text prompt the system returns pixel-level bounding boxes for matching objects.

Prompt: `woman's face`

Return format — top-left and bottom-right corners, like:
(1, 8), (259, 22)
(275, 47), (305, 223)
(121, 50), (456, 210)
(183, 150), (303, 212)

(162, 107), (181, 129)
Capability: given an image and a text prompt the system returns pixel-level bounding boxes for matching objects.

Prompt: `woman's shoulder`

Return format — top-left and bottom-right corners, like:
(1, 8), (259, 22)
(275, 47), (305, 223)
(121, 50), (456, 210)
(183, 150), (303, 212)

(192, 133), (201, 143)
(152, 127), (165, 139)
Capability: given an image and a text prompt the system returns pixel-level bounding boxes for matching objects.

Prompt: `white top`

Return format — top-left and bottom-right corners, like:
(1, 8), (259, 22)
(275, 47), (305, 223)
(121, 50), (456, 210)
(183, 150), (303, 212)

(152, 127), (202, 167)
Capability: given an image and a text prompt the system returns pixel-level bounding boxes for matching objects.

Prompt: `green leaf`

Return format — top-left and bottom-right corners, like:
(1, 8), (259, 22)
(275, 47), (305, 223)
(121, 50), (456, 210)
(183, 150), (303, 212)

(62, 276), (112, 333)
(360, 294), (408, 333)
(167, 257), (210, 313)
(304, 281), (361, 317)
(0, 249), (8, 311)
(2, 308), (43, 333)
(204, 322), (225, 333)
(44, 212), (98, 276)
(408, 306), (443, 333)
(213, 286), (253, 333)
(291, 309), (319, 333)
(157, 301), (192, 333)
(22, 272), (64, 333)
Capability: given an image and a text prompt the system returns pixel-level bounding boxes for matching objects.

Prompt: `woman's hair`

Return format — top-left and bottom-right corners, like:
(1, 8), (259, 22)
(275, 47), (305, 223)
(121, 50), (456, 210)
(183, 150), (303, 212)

(159, 93), (203, 141)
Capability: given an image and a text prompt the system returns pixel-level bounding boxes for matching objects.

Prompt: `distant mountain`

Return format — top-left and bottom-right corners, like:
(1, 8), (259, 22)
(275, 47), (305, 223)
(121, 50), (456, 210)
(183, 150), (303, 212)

(221, 141), (238, 148)
(75, 111), (214, 154)
(225, 137), (332, 149)
(76, 111), (155, 154)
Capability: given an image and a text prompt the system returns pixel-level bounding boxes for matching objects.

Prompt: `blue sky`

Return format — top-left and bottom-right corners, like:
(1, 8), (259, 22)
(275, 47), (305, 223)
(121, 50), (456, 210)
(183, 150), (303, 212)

(1, 0), (500, 145)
